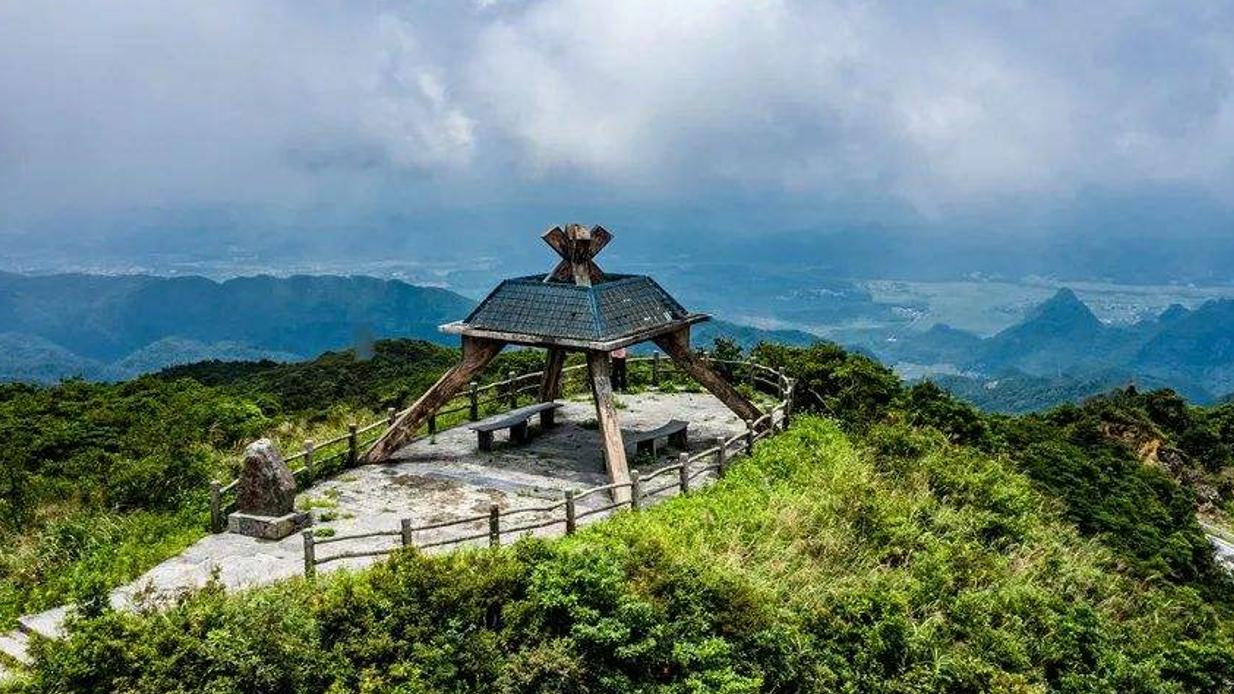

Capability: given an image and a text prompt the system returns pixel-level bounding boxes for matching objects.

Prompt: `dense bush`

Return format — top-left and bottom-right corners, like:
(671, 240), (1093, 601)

(752, 341), (902, 429)
(11, 419), (1234, 693)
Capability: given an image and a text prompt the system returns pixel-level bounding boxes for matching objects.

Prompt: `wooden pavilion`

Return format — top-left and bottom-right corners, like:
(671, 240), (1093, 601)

(364, 224), (762, 495)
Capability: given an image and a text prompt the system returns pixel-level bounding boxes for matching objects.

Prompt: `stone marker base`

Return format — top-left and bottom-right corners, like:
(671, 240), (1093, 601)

(227, 511), (310, 540)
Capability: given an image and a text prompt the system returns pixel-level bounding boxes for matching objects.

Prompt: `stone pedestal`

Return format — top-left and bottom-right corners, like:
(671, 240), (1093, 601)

(227, 438), (311, 540)
(227, 510), (310, 540)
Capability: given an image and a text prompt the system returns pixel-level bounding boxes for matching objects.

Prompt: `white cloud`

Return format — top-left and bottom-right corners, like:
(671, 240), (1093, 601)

(0, 0), (1231, 230)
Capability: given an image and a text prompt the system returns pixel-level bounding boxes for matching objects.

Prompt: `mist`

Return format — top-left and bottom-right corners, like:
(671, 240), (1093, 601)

(1, 1), (1232, 272)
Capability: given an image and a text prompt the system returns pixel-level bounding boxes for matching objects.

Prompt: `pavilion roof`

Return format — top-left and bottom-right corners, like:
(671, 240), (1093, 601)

(442, 273), (703, 350)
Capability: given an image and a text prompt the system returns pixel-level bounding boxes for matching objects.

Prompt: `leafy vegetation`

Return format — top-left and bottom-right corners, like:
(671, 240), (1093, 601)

(4, 335), (1234, 691)
(752, 341), (1231, 594)
(10, 419), (1233, 692)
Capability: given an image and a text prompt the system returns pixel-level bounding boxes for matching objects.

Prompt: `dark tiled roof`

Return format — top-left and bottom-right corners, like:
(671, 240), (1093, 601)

(463, 274), (688, 342)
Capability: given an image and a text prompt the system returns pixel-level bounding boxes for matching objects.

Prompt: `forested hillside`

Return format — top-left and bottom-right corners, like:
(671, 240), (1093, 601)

(0, 273), (474, 382)
(2, 338), (1233, 691)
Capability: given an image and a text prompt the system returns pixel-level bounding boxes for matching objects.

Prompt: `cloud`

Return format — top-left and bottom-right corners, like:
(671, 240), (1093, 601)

(0, 0), (1231, 235)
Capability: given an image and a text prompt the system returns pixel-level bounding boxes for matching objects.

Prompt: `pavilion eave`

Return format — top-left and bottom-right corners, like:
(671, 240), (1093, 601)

(439, 313), (710, 352)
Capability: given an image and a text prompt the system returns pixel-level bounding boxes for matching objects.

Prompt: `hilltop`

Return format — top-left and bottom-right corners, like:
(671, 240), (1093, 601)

(1, 339), (1232, 690)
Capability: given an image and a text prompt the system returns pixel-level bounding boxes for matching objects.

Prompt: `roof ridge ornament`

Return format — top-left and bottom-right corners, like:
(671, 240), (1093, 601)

(542, 223), (611, 286)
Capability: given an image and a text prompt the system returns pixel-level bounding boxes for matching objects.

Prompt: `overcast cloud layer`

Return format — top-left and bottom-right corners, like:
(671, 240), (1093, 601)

(1, 0), (1232, 246)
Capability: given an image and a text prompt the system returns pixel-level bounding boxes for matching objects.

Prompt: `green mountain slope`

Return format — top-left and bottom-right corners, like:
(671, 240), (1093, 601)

(12, 419), (1232, 692)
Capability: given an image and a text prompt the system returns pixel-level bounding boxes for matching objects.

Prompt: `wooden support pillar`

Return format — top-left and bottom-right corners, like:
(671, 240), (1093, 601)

(365, 336), (505, 462)
(586, 350), (632, 503)
(539, 347), (567, 401)
(653, 326), (763, 425)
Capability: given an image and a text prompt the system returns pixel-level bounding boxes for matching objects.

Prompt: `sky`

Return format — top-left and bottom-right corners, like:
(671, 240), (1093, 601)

(1, 0), (1232, 264)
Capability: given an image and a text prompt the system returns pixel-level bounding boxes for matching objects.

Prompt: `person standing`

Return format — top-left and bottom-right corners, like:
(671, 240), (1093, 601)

(611, 346), (628, 392)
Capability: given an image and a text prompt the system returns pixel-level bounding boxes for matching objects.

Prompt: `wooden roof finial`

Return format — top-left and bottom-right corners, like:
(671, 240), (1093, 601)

(542, 224), (611, 286)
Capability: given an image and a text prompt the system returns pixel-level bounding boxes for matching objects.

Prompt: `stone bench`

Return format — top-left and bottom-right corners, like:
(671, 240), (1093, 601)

(625, 419), (689, 457)
(470, 402), (563, 451)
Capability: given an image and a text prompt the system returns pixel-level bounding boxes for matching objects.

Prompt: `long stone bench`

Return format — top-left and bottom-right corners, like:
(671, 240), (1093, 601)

(469, 402), (563, 451)
(625, 419), (688, 457)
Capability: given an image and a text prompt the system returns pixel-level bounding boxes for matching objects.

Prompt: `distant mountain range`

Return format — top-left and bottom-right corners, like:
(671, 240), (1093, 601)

(880, 287), (1234, 410)
(0, 272), (815, 383)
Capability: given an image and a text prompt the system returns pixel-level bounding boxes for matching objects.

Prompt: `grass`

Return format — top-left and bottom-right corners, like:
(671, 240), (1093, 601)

(11, 418), (1232, 693)
(0, 508), (206, 626)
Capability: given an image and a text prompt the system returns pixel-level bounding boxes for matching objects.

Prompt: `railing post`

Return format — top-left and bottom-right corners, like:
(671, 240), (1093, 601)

(630, 469), (642, 510)
(428, 413), (437, 442)
(302, 530), (316, 580)
(209, 480), (223, 533)
(715, 436), (728, 478)
(747, 361), (756, 389)
(387, 407), (397, 428)
(507, 371), (517, 409)
(489, 504), (501, 548)
(401, 518), (413, 547)
(304, 439), (315, 482)
(348, 423), (358, 466)
(784, 379), (795, 426)
(469, 381), (479, 421)
(652, 351), (660, 386)
(678, 452), (690, 494)
(565, 490), (576, 534)
(745, 419), (756, 454)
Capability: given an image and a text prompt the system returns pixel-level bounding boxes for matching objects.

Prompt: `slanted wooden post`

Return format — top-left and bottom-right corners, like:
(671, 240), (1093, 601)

(366, 336), (505, 462)
(347, 423), (358, 466)
(630, 469), (642, 510)
(209, 480), (223, 533)
(678, 452), (691, 494)
(302, 530), (316, 579)
(565, 490), (577, 534)
(489, 504), (501, 548)
(586, 350), (632, 503)
(652, 350), (661, 386)
(507, 370), (517, 409)
(304, 440), (315, 481)
(745, 419), (756, 454)
(715, 436), (728, 478)
(468, 381), (479, 421)
(653, 327), (762, 424)
(401, 518), (413, 547)
(540, 347), (567, 401)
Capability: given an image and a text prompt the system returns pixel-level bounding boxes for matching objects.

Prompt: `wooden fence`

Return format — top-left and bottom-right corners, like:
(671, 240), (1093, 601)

(301, 365), (794, 578)
(211, 355), (794, 534)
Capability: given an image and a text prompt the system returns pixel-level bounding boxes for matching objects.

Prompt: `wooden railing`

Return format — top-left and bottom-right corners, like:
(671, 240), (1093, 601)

(301, 363), (794, 577)
(211, 354), (793, 533)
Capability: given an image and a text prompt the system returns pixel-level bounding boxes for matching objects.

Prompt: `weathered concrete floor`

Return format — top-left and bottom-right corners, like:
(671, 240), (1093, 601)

(0, 392), (743, 670)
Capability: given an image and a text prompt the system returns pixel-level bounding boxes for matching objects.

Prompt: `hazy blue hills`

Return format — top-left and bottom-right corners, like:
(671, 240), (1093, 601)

(0, 272), (817, 383)
(970, 288), (1138, 375)
(894, 287), (1234, 410)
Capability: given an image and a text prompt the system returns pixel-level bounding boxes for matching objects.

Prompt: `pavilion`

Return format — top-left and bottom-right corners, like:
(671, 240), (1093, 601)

(364, 224), (762, 495)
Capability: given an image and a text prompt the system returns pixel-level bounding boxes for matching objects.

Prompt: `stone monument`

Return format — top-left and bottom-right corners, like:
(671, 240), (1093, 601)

(227, 438), (310, 539)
